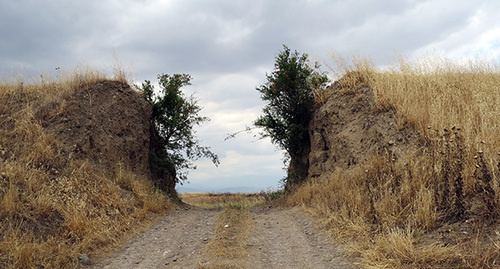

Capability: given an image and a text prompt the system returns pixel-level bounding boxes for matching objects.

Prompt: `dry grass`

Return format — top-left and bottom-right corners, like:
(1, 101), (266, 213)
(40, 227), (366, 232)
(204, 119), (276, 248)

(198, 208), (254, 269)
(290, 53), (500, 268)
(327, 53), (500, 156)
(181, 193), (259, 268)
(0, 67), (173, 268)
(180, 192), (266, 209)
(359, 228), (460, 268)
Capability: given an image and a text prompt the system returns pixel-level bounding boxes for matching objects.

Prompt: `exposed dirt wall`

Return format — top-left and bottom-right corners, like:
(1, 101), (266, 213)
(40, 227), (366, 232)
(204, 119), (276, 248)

(308, 86), (420, 178)
(43, 81), (153, 178)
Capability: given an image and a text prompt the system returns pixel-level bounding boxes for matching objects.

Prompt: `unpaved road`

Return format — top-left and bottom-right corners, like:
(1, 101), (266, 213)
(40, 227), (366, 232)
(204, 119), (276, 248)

(92, 206), (357, 269)
(248, 207), (356, 269)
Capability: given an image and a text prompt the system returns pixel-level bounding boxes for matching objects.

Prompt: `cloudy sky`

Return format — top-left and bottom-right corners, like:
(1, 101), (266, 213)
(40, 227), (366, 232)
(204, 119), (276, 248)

(2, 0), (500, 192)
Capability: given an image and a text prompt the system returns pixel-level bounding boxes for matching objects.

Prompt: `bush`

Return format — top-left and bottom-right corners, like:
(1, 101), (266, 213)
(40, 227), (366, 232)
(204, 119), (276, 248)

(138, 74), (219, 189)
(254, 45), (328, 187)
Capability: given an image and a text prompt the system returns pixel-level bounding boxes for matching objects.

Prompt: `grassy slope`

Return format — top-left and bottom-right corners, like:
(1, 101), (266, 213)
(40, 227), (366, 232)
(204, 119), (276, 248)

(290, 55), (500, 268)
(0, 67), (173, 268)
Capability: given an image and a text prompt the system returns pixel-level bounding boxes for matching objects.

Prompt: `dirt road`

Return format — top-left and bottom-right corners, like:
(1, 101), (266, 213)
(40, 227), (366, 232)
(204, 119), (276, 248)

(93, 207), (356, 269)
(248, 207), (356, 269)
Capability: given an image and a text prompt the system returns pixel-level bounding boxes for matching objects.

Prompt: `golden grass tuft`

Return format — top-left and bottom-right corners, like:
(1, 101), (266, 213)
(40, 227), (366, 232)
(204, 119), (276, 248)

(292, 53), (500, 268)
(0, 67), (173, 268)
(361, 228), (460, 268)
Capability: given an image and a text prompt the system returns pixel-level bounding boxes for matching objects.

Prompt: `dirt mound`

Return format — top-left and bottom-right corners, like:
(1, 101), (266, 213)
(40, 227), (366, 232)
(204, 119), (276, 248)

(308, 86), (420, 178)
(0, 79), (176, 268)
(43, 81), (152, 178)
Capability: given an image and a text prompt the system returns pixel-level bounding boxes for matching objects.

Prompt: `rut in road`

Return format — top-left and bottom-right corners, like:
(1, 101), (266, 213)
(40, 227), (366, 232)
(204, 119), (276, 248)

(93, 206), (357, 269)
(93, 207), (221, 269)
(247, 207), (355, 269)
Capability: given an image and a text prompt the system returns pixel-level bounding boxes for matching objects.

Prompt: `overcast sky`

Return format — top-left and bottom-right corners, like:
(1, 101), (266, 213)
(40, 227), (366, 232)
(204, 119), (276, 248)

(2, 0), (500, 192)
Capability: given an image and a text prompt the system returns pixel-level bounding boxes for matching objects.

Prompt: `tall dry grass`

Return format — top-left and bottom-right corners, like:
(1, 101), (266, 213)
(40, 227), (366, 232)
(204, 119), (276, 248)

(0, 66), (173, 268)
(326, 53), (500, 154)
(291, 54), (500, 268)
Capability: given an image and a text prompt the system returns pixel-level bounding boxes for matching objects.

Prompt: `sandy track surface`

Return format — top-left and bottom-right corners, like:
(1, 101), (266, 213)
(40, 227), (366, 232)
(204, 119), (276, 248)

(93, 206), (356, 269)
(248, 207), (356, 269)
(92, 207), (221, 269)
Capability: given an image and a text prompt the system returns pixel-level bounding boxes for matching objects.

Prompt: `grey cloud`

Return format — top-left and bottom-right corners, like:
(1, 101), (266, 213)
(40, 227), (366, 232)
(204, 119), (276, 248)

(2, 0), (499, 190)
(309, 0), (478, 65)
(1, 1), (124, 72)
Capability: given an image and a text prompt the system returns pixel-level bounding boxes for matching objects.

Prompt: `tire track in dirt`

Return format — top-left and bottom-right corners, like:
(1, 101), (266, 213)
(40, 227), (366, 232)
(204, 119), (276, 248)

(92, 206), (357, 269)
(92, 207), (221, 269)
(247, 207), (357, 269)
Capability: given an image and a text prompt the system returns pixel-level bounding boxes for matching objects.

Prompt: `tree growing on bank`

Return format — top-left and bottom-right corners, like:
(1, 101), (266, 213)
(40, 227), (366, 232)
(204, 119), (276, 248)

(255, 45), (328, 188)
(138, 74), (219, 191)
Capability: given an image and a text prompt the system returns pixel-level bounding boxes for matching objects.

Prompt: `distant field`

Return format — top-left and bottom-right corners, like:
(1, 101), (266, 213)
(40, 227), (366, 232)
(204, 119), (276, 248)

(179, 192), (267, 209)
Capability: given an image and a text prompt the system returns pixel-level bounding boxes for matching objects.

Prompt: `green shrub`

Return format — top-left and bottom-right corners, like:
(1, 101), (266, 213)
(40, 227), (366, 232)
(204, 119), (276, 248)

(254, 45), (328, 187)
(138, 74), (219, 189)
(262, 189), (286, 201)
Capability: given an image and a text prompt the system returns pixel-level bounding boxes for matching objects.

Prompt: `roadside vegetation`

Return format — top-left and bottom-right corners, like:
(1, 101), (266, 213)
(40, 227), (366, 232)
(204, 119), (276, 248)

(289, 54), (500, 268)
(237, 45), (329, 189)
(137, 74), (219, 192)
(0, 67), (174, 268)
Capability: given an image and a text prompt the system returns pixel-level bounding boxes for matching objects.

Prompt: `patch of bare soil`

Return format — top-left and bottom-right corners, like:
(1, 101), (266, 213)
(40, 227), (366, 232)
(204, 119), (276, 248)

(92, 206), (221, 268)
(308, 86), (420, 178)
(43, 81), (152, 177)
(93, 206), (357, 269)
(248, 207), (357, 269)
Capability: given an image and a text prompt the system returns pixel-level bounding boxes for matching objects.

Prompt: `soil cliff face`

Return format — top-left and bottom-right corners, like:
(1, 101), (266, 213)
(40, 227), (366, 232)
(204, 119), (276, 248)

(308, 86), (420, 178)
(44, 81), (153, 178)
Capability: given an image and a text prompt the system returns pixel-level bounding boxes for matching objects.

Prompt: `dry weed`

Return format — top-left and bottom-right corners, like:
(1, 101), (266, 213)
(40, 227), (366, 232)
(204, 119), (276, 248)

(362, 228), (460, 268)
